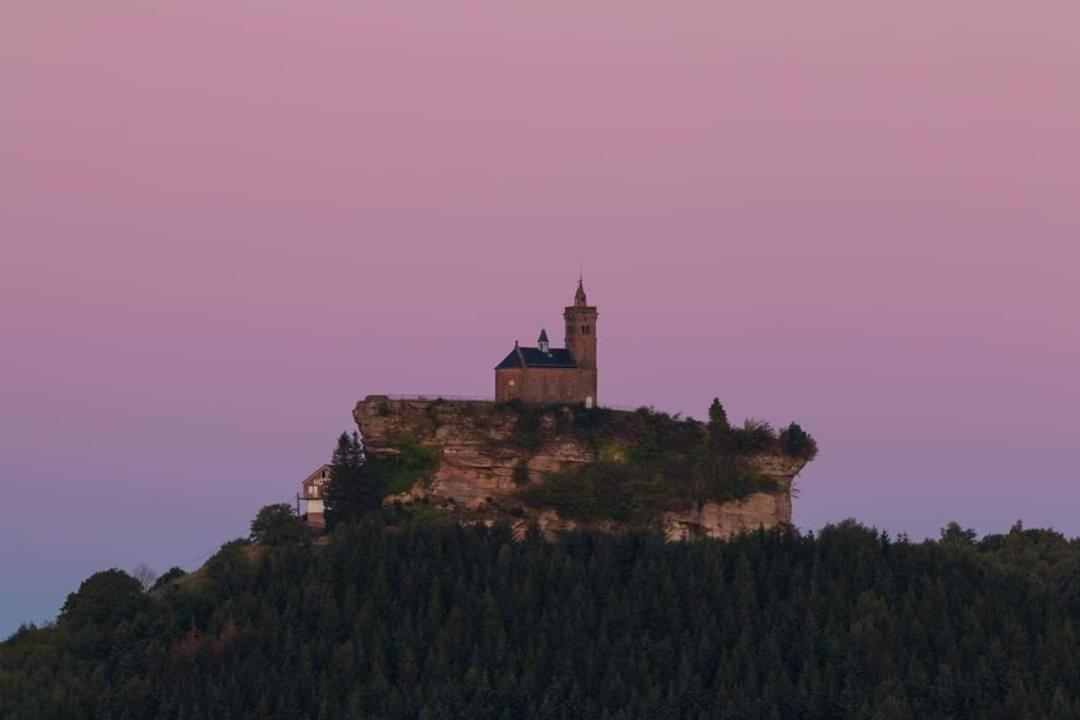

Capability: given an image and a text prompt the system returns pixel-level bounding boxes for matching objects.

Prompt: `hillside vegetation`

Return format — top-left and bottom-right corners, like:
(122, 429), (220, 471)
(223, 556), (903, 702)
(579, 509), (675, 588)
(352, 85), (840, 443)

(511, 400), (815, 524)
(3, 520), (1080, 719)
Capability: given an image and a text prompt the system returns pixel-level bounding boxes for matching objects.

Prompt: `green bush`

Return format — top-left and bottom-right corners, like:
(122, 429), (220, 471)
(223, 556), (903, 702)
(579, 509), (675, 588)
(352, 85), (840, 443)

(517, 455), (776, 525)
(727, 419), (777, 454)
(509, 405), (546, 450)
(249, 503), (304, 545)
(518, 462), (665, 525)
(60, 569), (145, 627)
(779, 422), (818, 460)
(205, 538), (252, 578)
(380, 501), (450, 529)
(712, 456), (780, 501)
(398, 439), (439, 471)
(368, 438), (441, 495)
(149, 567), (187, 592)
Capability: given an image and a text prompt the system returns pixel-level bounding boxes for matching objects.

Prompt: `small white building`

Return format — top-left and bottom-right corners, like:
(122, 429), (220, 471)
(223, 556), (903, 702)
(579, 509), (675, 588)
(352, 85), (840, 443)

(300, 464), (331, 527)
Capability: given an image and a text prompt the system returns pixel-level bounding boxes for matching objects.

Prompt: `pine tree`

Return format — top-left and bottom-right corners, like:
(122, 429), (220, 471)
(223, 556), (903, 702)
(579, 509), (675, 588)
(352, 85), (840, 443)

(324, 432), (379, 527)
(707, 398), (730, 450)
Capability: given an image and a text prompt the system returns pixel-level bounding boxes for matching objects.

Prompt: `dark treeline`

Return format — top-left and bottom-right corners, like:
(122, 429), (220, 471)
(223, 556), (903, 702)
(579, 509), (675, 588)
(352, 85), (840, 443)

(3, 520), (1080, 720)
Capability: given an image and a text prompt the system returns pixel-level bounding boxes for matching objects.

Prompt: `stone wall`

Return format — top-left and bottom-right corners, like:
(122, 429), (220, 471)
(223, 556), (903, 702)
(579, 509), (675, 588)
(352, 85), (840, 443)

(495, 366), (584, 404)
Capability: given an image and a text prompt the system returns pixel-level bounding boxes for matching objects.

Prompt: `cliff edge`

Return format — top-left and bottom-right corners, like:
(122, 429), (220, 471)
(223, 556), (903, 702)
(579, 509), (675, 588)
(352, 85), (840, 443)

(354, 395), (813, 541)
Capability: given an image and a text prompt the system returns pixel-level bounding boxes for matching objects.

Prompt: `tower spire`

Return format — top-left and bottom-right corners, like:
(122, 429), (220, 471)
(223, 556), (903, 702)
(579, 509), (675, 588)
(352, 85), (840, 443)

(574, 272), (587, 307)
(564, 272), (598, 405)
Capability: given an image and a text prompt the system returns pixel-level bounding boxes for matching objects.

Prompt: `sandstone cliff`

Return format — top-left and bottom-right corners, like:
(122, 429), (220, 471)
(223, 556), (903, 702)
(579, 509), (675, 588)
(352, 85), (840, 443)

(355, 396), (811, 541)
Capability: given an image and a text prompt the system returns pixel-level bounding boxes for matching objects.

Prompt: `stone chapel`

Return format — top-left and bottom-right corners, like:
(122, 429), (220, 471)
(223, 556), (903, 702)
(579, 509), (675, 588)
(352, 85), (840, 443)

(494, 278), (598, 406)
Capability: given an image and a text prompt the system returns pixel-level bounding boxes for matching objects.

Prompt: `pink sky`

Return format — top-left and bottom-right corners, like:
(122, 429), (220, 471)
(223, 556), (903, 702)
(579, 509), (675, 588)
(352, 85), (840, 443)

(2, 1), (1078, 634)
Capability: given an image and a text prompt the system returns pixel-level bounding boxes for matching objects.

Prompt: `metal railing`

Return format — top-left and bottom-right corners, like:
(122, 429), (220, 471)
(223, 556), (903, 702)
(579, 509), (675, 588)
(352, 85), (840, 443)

(368, 393), (646, 413)
(375, 394), (492, 402)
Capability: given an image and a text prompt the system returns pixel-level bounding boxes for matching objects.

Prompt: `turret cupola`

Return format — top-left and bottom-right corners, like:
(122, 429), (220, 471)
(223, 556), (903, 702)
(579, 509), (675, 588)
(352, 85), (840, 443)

(538, 328), (550, 353)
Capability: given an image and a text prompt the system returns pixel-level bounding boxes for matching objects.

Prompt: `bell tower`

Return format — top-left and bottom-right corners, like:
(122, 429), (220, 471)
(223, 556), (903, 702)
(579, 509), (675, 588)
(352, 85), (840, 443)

(564, 276), (598, 405)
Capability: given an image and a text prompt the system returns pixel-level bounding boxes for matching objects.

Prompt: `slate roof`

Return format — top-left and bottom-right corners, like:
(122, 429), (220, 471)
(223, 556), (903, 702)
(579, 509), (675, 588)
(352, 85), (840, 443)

(538, 329), (549, 343)
(495, 346), (577, 369)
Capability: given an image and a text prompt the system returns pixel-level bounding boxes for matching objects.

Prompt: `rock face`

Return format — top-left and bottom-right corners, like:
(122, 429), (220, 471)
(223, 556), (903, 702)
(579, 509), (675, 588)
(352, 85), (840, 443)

(355, 396), (808, 541)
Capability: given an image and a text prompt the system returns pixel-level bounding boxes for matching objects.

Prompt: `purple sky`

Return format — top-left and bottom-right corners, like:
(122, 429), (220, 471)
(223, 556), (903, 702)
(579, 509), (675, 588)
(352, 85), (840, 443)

(2, 2), (1078, 635)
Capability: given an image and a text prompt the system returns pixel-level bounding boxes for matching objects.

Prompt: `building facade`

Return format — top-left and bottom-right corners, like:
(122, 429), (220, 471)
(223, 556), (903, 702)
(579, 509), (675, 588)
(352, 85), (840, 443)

(495, 279), (598, 406)
(299, 464), (330, 527)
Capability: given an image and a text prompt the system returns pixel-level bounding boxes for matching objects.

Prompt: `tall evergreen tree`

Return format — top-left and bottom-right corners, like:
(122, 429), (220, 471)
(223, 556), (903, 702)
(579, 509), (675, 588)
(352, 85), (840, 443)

(323, 431), (379, 527)
(708, 398), (729, 432)
(707, 398), (730, 451)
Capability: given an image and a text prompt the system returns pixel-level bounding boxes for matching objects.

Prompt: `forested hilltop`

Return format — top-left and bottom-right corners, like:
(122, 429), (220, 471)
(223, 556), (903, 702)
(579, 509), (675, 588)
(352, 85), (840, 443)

(3, 520), (1080, 720)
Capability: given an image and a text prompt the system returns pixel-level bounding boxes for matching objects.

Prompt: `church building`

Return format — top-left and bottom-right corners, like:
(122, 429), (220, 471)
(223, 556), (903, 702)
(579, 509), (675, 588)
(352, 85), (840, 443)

(495, 278), (598, 406)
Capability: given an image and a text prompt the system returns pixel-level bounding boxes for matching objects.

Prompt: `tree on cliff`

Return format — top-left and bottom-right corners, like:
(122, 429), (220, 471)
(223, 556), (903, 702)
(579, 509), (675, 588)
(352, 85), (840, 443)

(708, 397), (730, 450)
(779, 421), (818, 460)
(250, 503), (305, 545)
(324, 431), (380, 527)
(708, 398), (730, 431)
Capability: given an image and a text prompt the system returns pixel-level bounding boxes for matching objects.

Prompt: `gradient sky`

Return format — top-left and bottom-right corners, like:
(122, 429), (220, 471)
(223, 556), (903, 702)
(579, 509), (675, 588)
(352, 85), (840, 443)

(2, 1), (1078, 636)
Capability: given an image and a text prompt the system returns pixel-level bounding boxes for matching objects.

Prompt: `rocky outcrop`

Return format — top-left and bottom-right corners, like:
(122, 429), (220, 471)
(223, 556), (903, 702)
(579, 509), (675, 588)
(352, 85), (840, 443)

(660, 494), (791, 541)
(355, 396), (809, 541)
